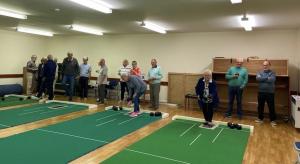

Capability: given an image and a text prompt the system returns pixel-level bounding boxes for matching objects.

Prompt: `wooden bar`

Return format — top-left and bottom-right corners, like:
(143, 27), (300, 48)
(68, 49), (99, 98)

(212, 57), (290, 118)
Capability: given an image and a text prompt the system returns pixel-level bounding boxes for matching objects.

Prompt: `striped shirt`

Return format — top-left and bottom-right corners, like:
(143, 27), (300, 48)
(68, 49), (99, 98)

(118, 65), (132, 81)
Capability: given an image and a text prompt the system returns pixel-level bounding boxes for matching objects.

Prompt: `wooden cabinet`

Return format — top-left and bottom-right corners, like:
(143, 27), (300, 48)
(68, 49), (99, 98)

(168, 73), (201, 108)
(212, 58), (290, 118)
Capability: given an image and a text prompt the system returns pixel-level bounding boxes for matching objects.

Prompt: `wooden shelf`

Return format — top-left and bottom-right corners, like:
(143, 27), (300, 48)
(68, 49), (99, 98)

(212, 58), (290, 118)
(212, 72), (289, 77)
(218, 99), (288, 109)
(215, 81), (288, 89)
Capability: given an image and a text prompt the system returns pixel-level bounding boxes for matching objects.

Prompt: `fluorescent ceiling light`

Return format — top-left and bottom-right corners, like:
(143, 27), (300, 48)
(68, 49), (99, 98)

(70, 24), (103, 36)
(0, 8), (27, 19)
(141, 21), (167, 34)
(69, 0), (112, 14)
(231, 0), (242, 4)
(17, 27), (53, 37)
(240, 16), (254, 31)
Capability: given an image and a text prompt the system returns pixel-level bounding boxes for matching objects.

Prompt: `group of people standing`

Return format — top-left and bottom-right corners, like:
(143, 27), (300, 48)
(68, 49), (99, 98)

(26, 55), (57, 100)
(26, 54), (278, 122)
(96, 58), (163, 117)
(26, 53), (163, 117)
(195, 58), (277, 128)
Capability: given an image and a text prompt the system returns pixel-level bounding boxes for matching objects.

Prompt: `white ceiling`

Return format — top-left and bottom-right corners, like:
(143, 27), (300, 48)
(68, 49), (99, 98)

(0, 0), (299, 35)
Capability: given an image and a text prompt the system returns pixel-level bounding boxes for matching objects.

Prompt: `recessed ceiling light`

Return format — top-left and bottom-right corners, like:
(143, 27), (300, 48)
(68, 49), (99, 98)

(240, 16), (254, 31)
(141, 21), (167, 34)
(17, 27), (53, 37)
(69, 0), (112, 14)
(0, 7), (27, 19)
(70, 24), (103, 36)
(231, 0), (242, 4)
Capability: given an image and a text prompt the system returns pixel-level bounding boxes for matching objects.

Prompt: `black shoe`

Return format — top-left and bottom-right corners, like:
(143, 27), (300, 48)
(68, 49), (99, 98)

(238, 115), (242, 120)
(225, 114), (232, 118)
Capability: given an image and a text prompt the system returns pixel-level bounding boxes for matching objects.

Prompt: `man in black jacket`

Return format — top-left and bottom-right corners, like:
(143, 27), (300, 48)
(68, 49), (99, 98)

(37, 55), (57, 100)
(62, 52), (80, 101)
(36, 57), (47, 97)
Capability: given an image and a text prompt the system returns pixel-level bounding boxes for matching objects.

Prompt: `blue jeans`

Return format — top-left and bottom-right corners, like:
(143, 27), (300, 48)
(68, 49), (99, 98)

(226, 86), (243, 117)
(133, 91), (144, 112)
(62, 75), (75, 100)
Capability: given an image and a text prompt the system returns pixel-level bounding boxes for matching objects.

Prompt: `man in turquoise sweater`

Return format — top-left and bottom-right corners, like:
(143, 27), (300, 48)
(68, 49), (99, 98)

(225, 58), (248, 119)
(148, 59), (163, 110)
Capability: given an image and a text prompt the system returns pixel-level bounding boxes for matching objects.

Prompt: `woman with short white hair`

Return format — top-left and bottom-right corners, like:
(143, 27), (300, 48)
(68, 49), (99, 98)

(195, 69), (219, 128)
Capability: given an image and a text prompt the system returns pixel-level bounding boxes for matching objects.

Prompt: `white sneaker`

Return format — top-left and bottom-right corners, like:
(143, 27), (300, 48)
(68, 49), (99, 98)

(270, 121), (277, 127)
(255, 119), (263, 124)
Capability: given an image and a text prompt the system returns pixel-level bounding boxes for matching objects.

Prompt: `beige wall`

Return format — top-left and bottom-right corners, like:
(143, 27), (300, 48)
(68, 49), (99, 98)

(0, 29), (49, 85)
(46, 30), (298, 102)
(0, 29), (298, 101)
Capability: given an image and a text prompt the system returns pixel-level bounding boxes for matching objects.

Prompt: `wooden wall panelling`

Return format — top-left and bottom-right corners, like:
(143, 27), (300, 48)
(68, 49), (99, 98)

(168, 73), (186, 105)
(212, 57), (289, 118)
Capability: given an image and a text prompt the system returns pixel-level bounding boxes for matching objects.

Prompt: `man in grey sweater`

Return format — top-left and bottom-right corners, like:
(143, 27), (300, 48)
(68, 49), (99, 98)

(255, 60), (277, 126)
(121, 74), (147, 117)
(62, 52), (80, 101)
(26, 55), (38, 95)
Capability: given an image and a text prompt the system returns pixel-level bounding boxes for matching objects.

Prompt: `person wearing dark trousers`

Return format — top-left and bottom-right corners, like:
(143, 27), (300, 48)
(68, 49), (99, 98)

(96, 58), (108, 104)
(121, 74), (147, 117)
(195, 70), (219, 128)
(62, 52), (80, 101)
(36, 57), (47, 97)
(79, 57), (91, 100)
(225, 58), (248, 119)
(37, 55), (57, 100)
(120, 82), (129, 100)
(255, 60), (277, 126)
(118, 59), (131, 103)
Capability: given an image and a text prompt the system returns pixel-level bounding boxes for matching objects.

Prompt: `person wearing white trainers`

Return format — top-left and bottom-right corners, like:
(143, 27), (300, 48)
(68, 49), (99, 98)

(256, 60), (277, 126)
(121, 73), (147, 117)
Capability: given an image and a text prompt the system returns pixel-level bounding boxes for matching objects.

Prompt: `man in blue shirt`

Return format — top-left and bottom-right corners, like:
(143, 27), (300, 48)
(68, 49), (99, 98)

(79, 57), (91, 100)
(147, 59), (163, 110)
(255, 60), (277, 126)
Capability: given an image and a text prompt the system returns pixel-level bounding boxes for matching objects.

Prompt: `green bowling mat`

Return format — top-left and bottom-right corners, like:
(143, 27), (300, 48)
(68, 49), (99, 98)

(103, 115), (253, 164)
(0, 101), (90, 129)
(0, 95), (38, 108)
(0, 107), (166, 164)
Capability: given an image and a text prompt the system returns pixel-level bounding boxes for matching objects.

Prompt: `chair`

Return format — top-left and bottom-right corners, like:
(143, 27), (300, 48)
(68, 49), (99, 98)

(106, 80), (120, 100)
(294, 142), (300, 164)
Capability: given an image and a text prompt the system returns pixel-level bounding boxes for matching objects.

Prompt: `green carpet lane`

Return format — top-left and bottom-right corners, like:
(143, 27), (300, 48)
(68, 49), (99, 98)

(103, 119), (250, 164)
(0, 96), (37, 108)
(43, 110), (162, 141)
(0, 102), (88, 129)
(0, 109), (162, 164)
